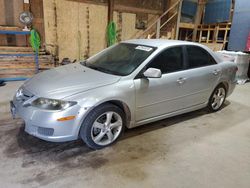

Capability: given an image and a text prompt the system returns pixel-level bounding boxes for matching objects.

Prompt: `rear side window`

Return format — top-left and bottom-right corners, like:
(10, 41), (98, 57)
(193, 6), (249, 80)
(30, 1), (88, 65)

(148, 46), (183, 74)
(186, 46), (217, 68)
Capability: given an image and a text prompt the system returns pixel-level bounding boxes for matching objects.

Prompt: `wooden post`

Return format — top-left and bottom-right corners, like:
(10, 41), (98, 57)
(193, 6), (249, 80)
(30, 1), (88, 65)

(192, 0), (206, 41)
(162, 0), (167, 11)
(23, 0), (30, 11)
(175, 0), (183, 40)
(163, 0), (172, 20)
(156, 19), (161, 38)
(206, 25), (210, 43)
(108, 0), (114, 23)
(23, 0), (31, 46)
(224, 24), (228, 45)
(199, 26), (202, 43)
(214, 25), (219, 43)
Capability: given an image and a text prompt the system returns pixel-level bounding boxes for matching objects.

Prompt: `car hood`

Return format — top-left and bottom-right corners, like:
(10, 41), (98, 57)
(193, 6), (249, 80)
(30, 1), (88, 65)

(23, 63), (121, 99)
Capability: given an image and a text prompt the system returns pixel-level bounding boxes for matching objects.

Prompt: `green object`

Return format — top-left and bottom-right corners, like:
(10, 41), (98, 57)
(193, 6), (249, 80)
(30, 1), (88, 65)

(107, 21), (117, 46)
(29, 29), (41, 52)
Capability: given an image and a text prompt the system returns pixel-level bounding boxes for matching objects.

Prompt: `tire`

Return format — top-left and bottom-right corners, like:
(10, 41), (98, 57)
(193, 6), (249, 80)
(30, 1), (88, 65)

(207, 84), (227, 112)
(0, 81), (6, 87)
(80, 103), (125, 150)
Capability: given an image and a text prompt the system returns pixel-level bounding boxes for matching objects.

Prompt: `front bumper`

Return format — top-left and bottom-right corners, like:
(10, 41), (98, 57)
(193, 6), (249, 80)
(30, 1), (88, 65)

(11, 96), (86, 142)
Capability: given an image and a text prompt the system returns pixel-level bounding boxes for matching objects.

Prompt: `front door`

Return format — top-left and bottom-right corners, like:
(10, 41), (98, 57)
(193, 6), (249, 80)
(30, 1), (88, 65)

(134, 46), (187, 122)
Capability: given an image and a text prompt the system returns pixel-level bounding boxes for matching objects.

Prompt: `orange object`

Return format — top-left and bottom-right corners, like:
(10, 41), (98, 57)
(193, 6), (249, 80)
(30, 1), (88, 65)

(57, 116), (76, 122)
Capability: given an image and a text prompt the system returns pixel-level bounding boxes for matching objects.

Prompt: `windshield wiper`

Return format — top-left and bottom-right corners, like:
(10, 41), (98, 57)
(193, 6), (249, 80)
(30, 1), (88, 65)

(80, 61), (87, 66)
(90, 66), (110, 74)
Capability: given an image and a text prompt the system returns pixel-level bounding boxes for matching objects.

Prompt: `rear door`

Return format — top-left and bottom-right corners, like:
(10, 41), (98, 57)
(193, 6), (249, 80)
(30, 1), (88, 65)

(182, 45), (221, 105)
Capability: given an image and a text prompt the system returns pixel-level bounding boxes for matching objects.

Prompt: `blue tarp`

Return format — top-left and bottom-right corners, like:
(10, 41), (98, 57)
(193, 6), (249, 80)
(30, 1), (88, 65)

(204, 0), (231, 24)
(228, 0), (250, 51)
(182, 0), (198, 17)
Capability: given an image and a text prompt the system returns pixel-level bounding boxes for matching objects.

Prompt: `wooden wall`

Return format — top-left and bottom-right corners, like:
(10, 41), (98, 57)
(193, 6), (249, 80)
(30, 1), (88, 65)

(43, 0), (163, 62)
(0, 0), (23, 27)
(0, 0), (45, 46)
(43, 0), (108, 61)
(0, 0), (25, 46)
(30, 0), (45, 44)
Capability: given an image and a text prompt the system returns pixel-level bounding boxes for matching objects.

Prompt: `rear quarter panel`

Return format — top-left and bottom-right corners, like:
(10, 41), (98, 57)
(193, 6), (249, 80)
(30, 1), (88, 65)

(217, 61), (237, 96)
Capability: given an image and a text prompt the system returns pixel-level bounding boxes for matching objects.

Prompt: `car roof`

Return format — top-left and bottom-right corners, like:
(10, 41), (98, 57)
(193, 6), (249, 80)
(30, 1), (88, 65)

(122, 39), (222, 63)
(123, 39), (200, 48)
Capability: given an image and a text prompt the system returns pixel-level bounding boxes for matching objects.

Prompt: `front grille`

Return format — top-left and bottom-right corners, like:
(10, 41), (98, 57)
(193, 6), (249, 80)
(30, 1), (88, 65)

(37, 127), (54, 136)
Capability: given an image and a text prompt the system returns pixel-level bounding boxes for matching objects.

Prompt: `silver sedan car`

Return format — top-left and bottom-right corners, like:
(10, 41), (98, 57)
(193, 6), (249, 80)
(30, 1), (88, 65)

(11, 39), (237, 149)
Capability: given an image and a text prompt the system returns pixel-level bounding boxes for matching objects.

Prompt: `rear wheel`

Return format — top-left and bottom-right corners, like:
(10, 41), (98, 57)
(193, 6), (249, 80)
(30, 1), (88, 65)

(80, 103), (125, 150)
(208, 84), (227, 112)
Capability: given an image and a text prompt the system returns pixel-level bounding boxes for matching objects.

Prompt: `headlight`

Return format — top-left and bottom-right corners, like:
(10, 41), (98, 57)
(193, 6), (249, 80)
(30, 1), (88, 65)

(31, 98), (77, 110)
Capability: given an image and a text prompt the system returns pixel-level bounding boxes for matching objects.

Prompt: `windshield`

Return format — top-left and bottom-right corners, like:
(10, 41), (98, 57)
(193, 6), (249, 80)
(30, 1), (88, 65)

(82, 43), (156, 76)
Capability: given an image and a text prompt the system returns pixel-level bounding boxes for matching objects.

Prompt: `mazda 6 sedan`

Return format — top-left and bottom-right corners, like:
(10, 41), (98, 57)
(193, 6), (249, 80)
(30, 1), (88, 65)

(11, 39), (237, 149)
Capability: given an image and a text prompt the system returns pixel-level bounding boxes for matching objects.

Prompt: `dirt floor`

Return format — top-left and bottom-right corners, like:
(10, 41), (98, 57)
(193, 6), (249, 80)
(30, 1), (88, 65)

(0, 81), (250, 188)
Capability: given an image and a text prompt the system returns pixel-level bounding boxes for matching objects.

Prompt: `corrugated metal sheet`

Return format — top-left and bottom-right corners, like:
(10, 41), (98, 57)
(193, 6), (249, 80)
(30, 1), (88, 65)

(228, 0), (250, 51)
(204, 0), (231, 24)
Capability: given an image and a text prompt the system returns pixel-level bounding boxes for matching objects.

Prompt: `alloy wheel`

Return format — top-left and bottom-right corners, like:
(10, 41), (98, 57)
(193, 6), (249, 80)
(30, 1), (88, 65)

(211, 87), (226, 110)
(91, 111), (123, 146)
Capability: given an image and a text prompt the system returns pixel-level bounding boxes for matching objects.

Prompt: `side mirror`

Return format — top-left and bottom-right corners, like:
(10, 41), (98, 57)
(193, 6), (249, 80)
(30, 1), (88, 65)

(143, 68), (162, 78)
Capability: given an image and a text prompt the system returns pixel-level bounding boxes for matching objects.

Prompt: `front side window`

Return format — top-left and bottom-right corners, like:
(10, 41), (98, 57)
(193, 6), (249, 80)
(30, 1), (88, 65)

(186, 46), (217, 68)
(147, 46), (183, 74)
(82, 43), (156, 76)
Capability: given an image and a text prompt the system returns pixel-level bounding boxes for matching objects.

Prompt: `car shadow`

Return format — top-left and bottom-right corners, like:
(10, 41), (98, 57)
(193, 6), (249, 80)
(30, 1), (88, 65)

(122, 101), (230, 140)
(3, 101), (230, 163)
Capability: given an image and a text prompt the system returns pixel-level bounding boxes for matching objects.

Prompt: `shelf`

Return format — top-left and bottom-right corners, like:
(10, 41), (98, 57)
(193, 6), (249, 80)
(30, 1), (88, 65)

(0, 29), (39, 81)
(0, 53), (35, 57)
(0, 30), (30, 35)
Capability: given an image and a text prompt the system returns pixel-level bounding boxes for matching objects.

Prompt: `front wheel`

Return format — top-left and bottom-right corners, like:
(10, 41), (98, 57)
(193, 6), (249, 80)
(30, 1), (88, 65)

(80, 103), (125, 150)
(207, 84), (227, 112)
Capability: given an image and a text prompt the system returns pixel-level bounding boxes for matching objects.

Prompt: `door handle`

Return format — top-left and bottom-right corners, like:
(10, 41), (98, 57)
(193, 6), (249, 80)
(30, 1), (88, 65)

(177, 77), (186, 84)
(212, 69), (221, 76)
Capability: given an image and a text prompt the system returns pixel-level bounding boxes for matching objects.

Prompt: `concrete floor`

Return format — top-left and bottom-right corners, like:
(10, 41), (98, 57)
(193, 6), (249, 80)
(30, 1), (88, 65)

(0, 81), (250, 188)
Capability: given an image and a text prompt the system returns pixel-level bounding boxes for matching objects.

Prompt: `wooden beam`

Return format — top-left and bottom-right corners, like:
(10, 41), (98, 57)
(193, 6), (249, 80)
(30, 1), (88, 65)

(114, 5), (162, 15)
(160, 12), (177, 29)
(206, 26), (210, 43)
(175, 0), (183, 40)
(72, 0), (162, 15)
(69, 0), (107, 6)
(0, 26), (22, 31)
(23, 0), (30, 11)
(179, 23), (195, 29)
(108, 0), (114, 23)
(156, 20), (161, 38)
(162, 0), (171, 11)
(192, 0), (206, 41)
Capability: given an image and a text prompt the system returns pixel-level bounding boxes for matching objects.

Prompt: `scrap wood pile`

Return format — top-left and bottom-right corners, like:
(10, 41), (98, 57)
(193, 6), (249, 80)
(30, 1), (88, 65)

(0, 46), (56, 78)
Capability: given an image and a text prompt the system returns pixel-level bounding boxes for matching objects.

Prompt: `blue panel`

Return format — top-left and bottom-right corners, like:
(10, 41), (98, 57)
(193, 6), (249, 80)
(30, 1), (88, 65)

(228, 0), (250, 51)
(0, 77), (29, 82)
(0, 54), (35, 57)
(204, 0), (231, 24)
(0, 30), (30, 35)
(182, 0), (198, 17)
